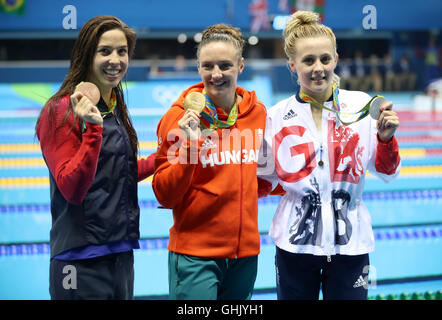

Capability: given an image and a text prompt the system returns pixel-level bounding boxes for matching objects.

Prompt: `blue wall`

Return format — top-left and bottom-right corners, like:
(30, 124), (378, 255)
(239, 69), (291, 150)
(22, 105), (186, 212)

(324, 0), (442, 30)
(0, 62), (296, 93)
(1, 0), (441, 31)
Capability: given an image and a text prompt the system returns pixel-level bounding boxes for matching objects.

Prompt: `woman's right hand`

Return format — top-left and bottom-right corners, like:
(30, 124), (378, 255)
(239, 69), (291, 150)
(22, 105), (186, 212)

(70, 91), (103, 127)
(178, 109), (201, 140)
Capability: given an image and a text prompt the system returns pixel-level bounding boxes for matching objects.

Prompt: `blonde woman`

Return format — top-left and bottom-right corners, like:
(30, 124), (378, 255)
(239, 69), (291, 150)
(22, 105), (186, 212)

(258, 11), (401, 300)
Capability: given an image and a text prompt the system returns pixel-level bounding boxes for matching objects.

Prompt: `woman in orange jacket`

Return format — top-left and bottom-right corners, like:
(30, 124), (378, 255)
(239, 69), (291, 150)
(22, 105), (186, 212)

(153, 24), (267, 300)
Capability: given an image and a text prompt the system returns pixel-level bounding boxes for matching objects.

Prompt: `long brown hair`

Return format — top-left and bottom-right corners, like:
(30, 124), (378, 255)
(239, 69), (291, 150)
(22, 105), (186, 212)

(36, 15), (139, 155)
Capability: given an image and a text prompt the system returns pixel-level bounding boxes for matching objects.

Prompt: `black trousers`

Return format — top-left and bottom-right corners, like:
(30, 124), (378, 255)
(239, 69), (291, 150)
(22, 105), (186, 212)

(275, 247), (370, 300)
(49, 250), (134, 300)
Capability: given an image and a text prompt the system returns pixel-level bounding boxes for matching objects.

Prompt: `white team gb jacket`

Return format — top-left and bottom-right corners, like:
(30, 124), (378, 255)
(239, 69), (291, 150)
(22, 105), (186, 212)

(258, 89), (401, 257)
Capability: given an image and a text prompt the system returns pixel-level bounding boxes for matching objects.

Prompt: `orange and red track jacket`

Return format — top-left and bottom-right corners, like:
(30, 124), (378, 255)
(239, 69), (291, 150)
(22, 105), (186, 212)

(153, 82), (267, 259)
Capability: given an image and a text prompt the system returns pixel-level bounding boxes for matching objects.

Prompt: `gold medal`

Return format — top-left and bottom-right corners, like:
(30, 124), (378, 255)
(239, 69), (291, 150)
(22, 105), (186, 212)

(183, 92), (206, 130)
(183, 91), (206, 113)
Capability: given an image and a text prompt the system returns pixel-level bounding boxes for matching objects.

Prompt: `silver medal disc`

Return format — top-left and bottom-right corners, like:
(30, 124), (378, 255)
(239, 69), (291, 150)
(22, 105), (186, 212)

(369, 96), (387, 120)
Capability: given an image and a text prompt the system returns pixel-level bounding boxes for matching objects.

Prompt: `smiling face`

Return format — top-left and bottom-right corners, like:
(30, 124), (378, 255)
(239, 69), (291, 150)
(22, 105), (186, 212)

(198, 41), (244, 110)
(289, 36), (338, 102)
(88, 28), (129, 100)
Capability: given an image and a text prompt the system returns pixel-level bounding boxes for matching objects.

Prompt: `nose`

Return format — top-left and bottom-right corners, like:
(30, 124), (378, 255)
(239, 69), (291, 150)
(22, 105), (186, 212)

(109, 50), (120, 65)
(211, 65), (223, 80)
(312, 59), (324, 74)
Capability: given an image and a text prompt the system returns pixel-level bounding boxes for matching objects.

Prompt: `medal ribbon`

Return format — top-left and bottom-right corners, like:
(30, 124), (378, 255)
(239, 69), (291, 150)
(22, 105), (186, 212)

(100, 90), (117, 116)
(299, 83), (381, 125)
(199, 89), (238, 130)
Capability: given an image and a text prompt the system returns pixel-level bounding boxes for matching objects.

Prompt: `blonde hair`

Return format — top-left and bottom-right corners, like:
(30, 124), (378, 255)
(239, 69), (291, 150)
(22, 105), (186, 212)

(283, 11), (340, 86)
(283, 11), (337, 59)
(197, 24), (245, 62)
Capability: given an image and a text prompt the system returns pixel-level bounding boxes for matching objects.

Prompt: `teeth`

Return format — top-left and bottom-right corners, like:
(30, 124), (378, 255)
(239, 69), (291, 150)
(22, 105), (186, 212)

(104, 70), (119, 75)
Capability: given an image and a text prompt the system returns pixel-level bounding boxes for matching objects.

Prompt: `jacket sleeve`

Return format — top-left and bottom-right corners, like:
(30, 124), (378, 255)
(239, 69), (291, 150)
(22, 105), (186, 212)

(36, 96), (103, 205)
(375, 134), (401, 175)
(257, 178), (286, 198)
(367, 118), (401, 183)
(152, 108), (203, 209)
(138, 152), (156, 182)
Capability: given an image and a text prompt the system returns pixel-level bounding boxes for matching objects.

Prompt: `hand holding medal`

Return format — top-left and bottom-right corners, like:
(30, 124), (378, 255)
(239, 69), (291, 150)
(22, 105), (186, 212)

(71, 82), (103, 127)
(179, 91), (206, 139)
(375, 99), (399, 142)
(183, 91), (206, 130)
(75, 82), (101, 105)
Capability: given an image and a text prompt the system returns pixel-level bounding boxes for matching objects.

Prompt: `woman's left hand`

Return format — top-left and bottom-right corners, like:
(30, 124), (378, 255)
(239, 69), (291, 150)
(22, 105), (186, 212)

(377, 101), (399, 142)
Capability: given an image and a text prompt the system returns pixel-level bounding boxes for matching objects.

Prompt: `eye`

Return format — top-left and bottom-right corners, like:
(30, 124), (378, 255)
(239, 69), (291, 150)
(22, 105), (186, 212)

(201, 63), (213, 70)
(118, 48), (128, 55)
(98, 48), (110, 55)
(321, 55), (332, 64)
(219, 63), (233, 71)
(303, 57), (314, 65)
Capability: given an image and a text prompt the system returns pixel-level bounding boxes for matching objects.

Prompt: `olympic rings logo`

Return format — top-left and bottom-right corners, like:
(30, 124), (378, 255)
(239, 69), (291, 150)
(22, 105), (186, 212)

(152, 85), (187, 108)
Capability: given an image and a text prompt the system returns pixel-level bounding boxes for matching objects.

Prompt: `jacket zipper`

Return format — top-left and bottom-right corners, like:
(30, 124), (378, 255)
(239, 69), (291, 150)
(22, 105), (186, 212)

(319, 111), (332, 263)
(113, 110), (131, 232)
(236, 129), (243, 259)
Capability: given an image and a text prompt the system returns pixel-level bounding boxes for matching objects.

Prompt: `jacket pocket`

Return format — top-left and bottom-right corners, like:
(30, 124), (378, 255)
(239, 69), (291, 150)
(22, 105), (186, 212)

(191, 185), (219, 197)
(176, 185), (221, 231)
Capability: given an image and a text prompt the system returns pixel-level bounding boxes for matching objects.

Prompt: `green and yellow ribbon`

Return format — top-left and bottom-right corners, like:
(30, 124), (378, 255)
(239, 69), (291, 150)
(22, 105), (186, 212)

(199, 89), (238, 130)
(299, 83), (382, 125)
(100, 90), (117, 116)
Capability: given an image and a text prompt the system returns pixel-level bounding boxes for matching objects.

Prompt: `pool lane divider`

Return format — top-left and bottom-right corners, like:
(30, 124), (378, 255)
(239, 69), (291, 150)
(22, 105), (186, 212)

(0, 141), (157, 155)
(1, 164), (442, 188)
(1, 189), (442, 214)
(1, 143), (442, 157)
(1, 225), (441, 256)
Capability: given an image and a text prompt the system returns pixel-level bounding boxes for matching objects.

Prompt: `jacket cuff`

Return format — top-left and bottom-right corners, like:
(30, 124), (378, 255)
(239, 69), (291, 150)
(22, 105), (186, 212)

(375, 134), (400, 175)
